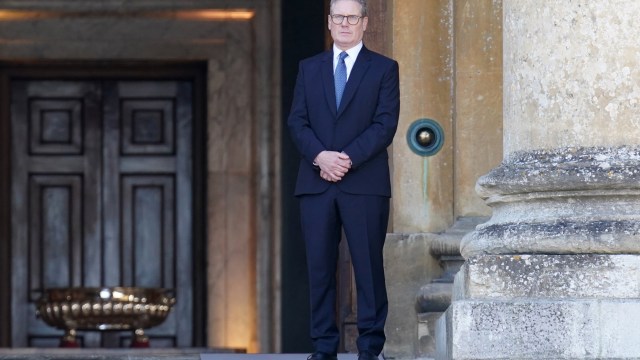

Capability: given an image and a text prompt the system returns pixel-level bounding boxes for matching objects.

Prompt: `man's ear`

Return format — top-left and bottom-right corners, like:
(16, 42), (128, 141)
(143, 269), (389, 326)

(362, 16), (368, 31)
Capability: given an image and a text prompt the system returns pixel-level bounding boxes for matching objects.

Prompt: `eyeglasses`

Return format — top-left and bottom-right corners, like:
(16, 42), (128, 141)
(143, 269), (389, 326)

(330, 14), (363, 25)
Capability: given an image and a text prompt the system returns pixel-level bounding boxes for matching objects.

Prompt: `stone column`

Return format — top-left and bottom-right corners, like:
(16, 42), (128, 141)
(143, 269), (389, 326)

(439, 1), (640, 359)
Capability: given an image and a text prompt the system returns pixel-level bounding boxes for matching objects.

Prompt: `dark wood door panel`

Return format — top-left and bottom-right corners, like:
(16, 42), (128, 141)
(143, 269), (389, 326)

(121, 175), (176, 288)
(28, 175), (84, 291)
(11, 78), (194, 348)
(11, 80), (103, 347)
(102, 80), (193, 347)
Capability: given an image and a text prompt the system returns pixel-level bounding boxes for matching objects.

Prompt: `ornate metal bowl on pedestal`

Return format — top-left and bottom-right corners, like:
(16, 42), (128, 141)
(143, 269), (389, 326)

(35, 287), (176, 347)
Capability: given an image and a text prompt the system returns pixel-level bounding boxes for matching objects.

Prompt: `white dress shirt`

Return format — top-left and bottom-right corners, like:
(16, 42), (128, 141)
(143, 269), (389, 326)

(333, 41), (363, 80)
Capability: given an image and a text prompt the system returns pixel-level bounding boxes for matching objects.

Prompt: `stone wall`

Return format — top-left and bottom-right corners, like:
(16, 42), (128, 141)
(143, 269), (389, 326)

(383, 0), (503, 358)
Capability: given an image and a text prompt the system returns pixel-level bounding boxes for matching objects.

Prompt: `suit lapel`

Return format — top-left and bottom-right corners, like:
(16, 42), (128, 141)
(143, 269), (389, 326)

(321, 50), (338, 116)
(337, 46), (372, 117)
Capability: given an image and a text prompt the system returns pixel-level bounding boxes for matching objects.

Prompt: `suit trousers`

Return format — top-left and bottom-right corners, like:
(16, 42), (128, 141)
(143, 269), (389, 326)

(299, 184), (389, 355)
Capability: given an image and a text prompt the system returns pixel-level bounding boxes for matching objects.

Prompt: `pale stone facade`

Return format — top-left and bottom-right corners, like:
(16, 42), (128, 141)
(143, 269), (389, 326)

(383, 1), (503, 358)
(16, 0), (638, 358)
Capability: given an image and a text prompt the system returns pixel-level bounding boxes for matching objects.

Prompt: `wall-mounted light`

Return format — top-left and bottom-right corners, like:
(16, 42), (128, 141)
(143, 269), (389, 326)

(406, 118), (445, 157)
(0, 10), (53, 21)
(0, 9), (255, 21)
(173, 9), (255, 21)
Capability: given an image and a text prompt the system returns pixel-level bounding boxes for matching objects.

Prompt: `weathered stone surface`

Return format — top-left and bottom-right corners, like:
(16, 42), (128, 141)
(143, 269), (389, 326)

(410, 218), (485, 360)
(504, 1), (640, 154)
(438, 299), (640, 359)
(457, 254), (640, 300)
(416, 283), (453, 313)
(478, 146), (640, 197)
(384, 233), (442, 360)
(431, 217), (488, 257)
(454, 0), (503, 217)
(391, 0), (455, 234)
(464, 217), (640, 257)
(445, 1), (640, 358)
(462, 147), (640, 257)
(418, 312), (442, 359)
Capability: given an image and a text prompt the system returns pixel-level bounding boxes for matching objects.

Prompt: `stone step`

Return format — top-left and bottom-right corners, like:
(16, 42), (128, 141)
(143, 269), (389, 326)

(0, 350), (369, 360)
(0, 349), (224, 360)
(202, 355), (361, 359)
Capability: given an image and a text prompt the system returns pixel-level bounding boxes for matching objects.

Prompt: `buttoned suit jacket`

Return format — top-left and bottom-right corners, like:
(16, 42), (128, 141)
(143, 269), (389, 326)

(288, 46), (400, 197)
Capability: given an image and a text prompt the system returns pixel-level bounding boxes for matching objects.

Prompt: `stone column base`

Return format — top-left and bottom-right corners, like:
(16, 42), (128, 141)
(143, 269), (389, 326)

(437, 299), (640, 359)
(437, 254), (640, 359)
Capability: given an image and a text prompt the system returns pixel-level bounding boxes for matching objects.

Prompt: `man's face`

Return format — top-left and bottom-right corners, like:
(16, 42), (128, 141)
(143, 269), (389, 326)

(328, 0), (368, 50)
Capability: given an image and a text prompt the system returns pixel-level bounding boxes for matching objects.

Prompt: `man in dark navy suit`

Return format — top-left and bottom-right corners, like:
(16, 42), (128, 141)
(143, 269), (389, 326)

(287, 1), (400, 359)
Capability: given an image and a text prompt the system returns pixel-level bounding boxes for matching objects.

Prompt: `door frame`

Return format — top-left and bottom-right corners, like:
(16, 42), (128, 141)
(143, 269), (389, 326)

(0, 61), (208, 347)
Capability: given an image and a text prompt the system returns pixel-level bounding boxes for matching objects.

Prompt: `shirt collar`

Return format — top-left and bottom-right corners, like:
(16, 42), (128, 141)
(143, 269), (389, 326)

(333, 41), (363, 62)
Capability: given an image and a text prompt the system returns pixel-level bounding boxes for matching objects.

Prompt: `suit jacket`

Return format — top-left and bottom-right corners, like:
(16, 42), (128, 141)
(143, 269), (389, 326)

(288, 46), (400, 197)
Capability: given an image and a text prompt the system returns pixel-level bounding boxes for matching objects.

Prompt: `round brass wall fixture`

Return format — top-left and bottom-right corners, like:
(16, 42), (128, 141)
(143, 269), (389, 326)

(406, 118), (445, 156)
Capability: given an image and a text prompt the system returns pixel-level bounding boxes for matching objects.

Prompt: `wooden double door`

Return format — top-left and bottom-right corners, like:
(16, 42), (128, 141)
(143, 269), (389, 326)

(6, 67), (204, 348)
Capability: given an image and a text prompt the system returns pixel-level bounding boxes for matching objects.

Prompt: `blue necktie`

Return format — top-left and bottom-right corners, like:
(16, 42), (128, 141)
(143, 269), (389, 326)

(335, 51), (348, 108)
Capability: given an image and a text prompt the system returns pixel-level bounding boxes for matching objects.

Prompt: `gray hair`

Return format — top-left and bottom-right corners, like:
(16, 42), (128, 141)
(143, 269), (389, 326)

(330, 0), (368, 17)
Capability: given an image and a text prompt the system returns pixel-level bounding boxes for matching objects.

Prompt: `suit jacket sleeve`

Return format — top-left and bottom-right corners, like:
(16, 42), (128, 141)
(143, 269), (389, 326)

(287, 61), (326, 167)
(342, 60), (400, 168)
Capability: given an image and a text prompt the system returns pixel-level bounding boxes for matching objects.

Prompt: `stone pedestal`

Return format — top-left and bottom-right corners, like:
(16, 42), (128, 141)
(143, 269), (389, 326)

(415, 218), (483, 359)
(438, 1), (640, 359)
(440, 255), (640, 359)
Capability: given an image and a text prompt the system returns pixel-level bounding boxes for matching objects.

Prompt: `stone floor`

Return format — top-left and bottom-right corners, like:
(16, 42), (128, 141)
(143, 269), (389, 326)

(0, 348), (227, 360)
(201, 355), (360, 359)
(0, 350), (372, 360)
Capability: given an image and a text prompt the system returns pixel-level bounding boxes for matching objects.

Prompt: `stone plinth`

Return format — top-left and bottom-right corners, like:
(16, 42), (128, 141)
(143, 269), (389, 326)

(439, 1), (640, 358)
(457, 255), (640, 300)
(441, 299), (640, 359)
(462, 146), (640, 257)
(440, 255), (640, 359)
(415, 218), (483, 359)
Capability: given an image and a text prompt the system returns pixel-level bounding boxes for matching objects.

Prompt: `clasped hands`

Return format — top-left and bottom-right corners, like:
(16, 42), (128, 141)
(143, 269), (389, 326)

(314, 151), (351, 182)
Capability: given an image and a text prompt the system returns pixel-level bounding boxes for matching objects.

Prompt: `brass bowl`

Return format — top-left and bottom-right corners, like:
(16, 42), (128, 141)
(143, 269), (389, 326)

(35, 287), (176, 331)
